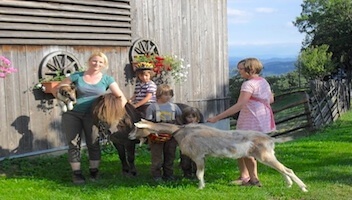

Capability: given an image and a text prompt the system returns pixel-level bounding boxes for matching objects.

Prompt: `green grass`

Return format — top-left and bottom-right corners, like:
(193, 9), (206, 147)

(1, 112), (352, 200)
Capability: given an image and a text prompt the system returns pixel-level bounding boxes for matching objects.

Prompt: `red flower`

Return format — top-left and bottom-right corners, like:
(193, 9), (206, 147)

(155, 61), (163, 67)
(165, 65), (172, 71)
(153, 65), (162, 74)
(155, 56), (164, 61)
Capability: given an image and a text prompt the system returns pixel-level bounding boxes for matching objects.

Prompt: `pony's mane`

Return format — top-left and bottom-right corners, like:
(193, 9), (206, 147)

(92, 93), (126, 126)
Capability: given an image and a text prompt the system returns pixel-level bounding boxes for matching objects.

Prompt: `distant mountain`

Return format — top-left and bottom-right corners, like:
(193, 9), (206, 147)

(229, 57), (297, 77)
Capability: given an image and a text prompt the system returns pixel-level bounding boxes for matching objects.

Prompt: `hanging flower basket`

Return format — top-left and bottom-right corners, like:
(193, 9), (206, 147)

(132, 54), (190, 84)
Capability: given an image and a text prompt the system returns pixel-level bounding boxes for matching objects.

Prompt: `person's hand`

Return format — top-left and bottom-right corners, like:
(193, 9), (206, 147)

(207, 117), (218, 123)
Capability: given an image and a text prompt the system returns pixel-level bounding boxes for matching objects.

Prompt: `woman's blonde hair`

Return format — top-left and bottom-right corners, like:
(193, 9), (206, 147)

(156, 84), (174, 99)
(238, 57), (263, 75)
(88, 52), (109, 69)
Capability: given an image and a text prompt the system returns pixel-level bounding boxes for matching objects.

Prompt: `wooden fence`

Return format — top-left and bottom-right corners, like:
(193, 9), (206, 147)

(269, 79), (350, 138)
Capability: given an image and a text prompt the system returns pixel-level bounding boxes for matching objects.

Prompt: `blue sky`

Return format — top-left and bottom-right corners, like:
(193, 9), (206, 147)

(227, 0), (305, 59)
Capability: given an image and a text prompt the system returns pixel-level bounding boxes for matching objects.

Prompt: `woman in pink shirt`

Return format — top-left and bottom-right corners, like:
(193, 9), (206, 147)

(207, 57), (275, 187)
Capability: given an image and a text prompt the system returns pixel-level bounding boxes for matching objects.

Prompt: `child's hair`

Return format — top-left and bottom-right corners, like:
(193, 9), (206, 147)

(88, 52), (109, 69)
(135, 69), (156, 79)
(238, 57), (263, 75)
(155, 84), (174, 99)
(181, 106), (201, 123)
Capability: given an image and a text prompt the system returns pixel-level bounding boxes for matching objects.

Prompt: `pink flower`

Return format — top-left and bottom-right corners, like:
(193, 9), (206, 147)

(0, 55), (17, 78)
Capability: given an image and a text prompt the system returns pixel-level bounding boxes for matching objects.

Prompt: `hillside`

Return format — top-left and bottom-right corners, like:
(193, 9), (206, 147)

(229, 57), (297, 77)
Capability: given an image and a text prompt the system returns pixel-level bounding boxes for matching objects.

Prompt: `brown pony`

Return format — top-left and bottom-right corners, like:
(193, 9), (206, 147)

(91, 93), (204, 177)
(92, 93), (126, 132)
(92, 93), (141, 176)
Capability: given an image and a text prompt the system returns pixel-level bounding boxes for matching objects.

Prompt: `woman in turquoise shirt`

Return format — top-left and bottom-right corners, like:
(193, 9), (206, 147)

(56, 52), (127, 184)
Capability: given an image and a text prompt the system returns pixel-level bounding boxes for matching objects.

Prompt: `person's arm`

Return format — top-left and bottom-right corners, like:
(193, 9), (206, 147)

(270, 91), (274, 104)
(207, 91), (252, 123)
(133, 93), (152, 108)
(129, 94), (136, 103)
(109, 82), (127, 106)
(145, 104), (155, 121)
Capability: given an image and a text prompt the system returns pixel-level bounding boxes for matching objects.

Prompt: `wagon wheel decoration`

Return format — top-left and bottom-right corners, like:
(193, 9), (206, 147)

(129, 38), (160, 63)
(39, 51), (81, 80)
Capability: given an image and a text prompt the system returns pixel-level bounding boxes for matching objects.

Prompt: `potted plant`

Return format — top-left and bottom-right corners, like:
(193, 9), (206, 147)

(34, 72), (68, 95)
(132, 54), (190, 84)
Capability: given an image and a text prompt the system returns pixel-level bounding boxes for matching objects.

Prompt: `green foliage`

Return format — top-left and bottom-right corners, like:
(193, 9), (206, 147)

(266, 70), (308, 95)
(294, 0), (352, 72)
(297, 44), (335, 80)
(39, 71), (67, 83)
(1, 112), (352, 199)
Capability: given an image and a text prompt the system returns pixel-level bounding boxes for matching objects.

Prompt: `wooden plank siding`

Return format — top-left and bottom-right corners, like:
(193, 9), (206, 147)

(0, 0), (229, 159)
(0, 0), (132, 46)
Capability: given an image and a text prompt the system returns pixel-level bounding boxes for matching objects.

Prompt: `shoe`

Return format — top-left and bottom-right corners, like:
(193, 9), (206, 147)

(72, 170), (86, 185)
(229, 177), (250, 185)
(242, 180), (262, 187)
(89, 168), (99, 181)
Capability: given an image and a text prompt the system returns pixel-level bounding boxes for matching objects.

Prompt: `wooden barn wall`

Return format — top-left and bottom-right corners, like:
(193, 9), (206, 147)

(0, 0), (132, 46)
(129, 0), (229, 119)
(0, 0), (228, 159)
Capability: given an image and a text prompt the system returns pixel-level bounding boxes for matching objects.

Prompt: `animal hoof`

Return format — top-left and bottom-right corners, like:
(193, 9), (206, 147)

(198, 183), (205, 189)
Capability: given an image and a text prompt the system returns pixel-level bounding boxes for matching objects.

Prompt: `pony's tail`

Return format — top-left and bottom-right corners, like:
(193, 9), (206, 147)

(92, 93), (126, 126)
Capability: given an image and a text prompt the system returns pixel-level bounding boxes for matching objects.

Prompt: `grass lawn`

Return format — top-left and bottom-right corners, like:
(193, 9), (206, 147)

(1, 111), (352, 200)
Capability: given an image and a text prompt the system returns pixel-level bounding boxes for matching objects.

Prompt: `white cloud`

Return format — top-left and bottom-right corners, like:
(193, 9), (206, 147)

(228, 40), (299, 46)
(227, 8), (244, 16)
(255, 7), (277, 13)
(227, 8), (252, 24)
(227, 0), (304, 57)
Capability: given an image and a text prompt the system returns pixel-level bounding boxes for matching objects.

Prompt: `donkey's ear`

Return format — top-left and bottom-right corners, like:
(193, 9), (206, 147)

(134, 121), (149, 129)
(134, 122), (143, 128)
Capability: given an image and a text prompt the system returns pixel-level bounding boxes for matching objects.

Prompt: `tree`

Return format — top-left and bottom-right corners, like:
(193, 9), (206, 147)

(297, 44), (335, 80)
(267, 70), (308, 94)
(294, 0), (352, 75)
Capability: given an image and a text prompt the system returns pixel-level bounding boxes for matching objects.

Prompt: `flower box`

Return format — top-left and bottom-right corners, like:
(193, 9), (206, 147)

(41, 81), (60, 95)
